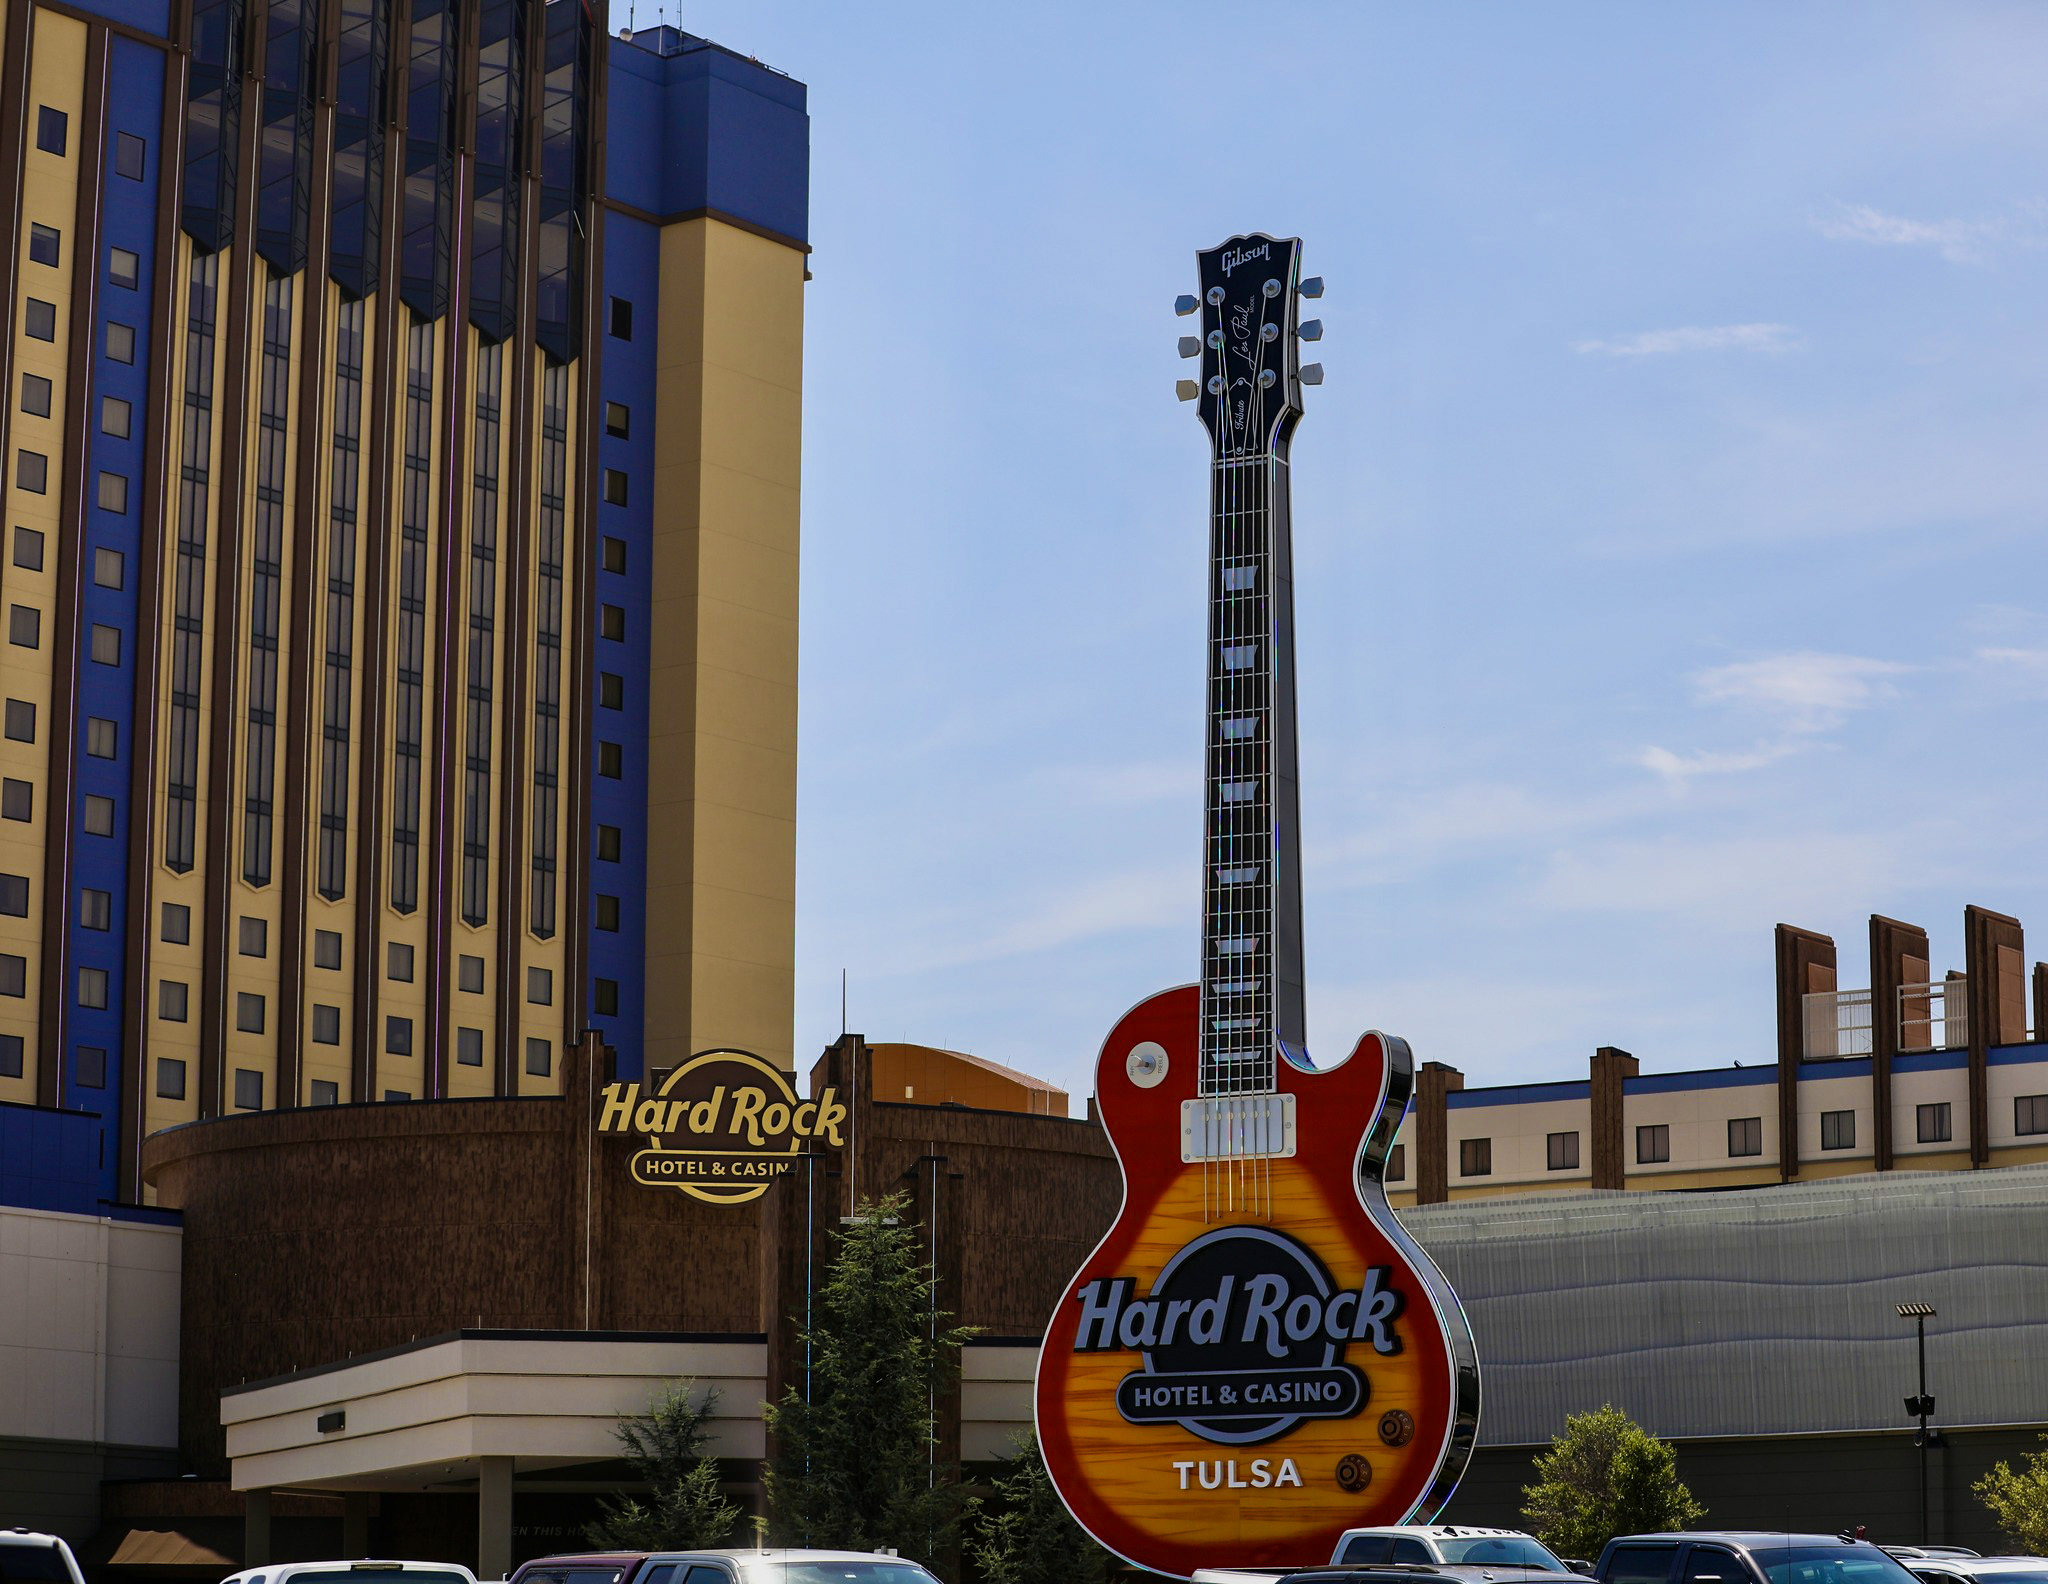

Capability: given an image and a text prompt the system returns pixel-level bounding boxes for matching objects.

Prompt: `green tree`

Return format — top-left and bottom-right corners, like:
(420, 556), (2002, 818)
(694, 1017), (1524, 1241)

(969, 1432), (1115, 1584)
(1522, 1404), (1704, 1559)
(765, 1191), (977, 1568)
(584, 1381), (742, 1551)
(1975, 1435), (2048, 1553)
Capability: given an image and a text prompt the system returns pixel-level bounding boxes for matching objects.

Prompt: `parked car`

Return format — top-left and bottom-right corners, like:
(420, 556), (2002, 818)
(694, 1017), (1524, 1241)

(220, 1563), (480, 1584)
(1194, 1566), (1466, 1584)
(1595, 1532), (1926, 1584)
(1894, 1557), (2048, 1584)
(1334, 1526), (1585, 1580)
(1882, 1553), (1982, 1564)
(0, 1530), (88, 1584)
(634, 1551), (942, 1584)
(508, 1553), (656, 1584)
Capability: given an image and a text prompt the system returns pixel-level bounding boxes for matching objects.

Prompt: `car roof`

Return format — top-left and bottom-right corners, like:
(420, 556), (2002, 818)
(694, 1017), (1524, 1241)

(222, 1564), (479, 1583)
(1612, 1536), (1886, 1548)
(1346, 1530), (1541, 1539)
(514, 1559), (647, 1572)
(642, 1554), (930, 1566)
(1284, 1571), (1466, 1583)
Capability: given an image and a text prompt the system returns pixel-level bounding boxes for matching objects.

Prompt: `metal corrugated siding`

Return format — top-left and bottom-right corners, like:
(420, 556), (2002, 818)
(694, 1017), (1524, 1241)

(1401, 1165), (2048, 1445)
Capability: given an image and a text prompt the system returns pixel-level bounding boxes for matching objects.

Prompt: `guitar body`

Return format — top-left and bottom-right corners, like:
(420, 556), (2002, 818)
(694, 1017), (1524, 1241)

(1035, 986), (1476, 1577)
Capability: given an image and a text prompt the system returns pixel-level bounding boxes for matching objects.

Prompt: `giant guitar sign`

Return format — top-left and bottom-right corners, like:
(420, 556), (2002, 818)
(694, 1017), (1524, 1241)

(1034, 236), (1479, 1577)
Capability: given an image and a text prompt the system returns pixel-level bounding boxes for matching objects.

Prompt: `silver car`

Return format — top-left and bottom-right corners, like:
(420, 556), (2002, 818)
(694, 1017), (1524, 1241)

(637, 1552), (942, 1584)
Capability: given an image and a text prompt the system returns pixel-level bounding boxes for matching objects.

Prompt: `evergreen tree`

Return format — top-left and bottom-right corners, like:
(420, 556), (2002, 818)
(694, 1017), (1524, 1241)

(764, 1191), (976, 1568)
(585, 1381), (742, 1551)
(1975, 1435), (2048, 1553)
(969, 1432), (1115, 1584)
(1522, 1404), (1704, 1560)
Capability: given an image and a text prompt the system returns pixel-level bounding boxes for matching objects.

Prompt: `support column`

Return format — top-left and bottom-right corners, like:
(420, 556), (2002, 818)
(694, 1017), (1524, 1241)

(1965, 906), (2026, 1168)
(478, 1457), (514, 1581)
(244, 1488), (273, 1568)
(1870, 915), (1930, 1173)
(2034, 962), (2048, 1044)
(342, 1493), (373, 1558)
(1590, 1046), (1638, 1190)
(1775, 924), (1838, 1181)
(1414, 1062), (1462, 1206)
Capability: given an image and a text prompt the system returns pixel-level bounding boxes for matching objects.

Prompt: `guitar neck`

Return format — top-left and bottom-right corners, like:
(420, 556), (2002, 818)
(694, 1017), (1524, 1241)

(1201, 443), (1305, 1097)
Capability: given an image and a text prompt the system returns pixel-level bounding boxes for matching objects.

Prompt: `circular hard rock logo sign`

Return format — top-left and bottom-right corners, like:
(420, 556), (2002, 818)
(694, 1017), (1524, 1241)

(1069, 1224), (1404, 1446)
(595, 1049), (846, 1206)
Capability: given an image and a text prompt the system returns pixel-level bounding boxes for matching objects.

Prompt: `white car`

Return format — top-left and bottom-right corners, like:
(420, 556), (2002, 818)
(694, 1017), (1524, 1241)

(0, 1529), (88, 1584)
(1331, 1526), (1582, 1577)
(220, 1562), (480, 1584)
(638, 1552), (943, 1584)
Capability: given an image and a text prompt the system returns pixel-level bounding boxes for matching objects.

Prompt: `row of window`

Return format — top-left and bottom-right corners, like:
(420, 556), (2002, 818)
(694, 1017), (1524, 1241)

(11, 452), (135, 523)
(19, 377), (136, 446)
(1444, 1099), (2048, 1178)
(0, 1037), (105, 1085)
(34, 103), (147, 179)
(2, 698), (120, 756)
(0, 782), (115, 829)
(145, 1040), (556, 1104)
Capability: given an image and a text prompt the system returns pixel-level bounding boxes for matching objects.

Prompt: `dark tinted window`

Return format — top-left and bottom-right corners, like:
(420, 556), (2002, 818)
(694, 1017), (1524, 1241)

(1755, 1546), (1922, 1584)
(1684, 1549), (1745, 1584)
(1607, 1547), (1679, 1584)
(0, 1539), (74, 1580)
(1391, 1539), (1435, 1564)
(1441, 1538), (1567, 1569)
(1340, 1538), (1393, 1565)
(288, 1573), (472, 1584)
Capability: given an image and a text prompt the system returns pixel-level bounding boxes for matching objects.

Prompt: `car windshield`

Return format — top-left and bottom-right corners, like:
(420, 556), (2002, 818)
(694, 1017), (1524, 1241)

(1759, 1546), (1925, 1584)
(745, 1567), (936, 1584)
(291, 1572), (472, 1584)
(1438, 1539), (1569, 1570)
(0, 1543), (72, 1583)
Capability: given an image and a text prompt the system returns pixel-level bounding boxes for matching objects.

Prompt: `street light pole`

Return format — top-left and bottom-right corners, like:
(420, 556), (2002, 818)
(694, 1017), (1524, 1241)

(1899, 1302), (1938, 1545)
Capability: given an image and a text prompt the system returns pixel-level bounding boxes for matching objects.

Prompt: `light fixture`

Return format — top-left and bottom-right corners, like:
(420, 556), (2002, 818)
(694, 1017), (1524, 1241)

(1897, 1302), (1936, 1319)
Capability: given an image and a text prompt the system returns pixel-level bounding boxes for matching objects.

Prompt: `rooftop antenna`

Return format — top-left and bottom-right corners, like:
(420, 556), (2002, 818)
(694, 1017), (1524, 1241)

(841, 969), (847, 1038)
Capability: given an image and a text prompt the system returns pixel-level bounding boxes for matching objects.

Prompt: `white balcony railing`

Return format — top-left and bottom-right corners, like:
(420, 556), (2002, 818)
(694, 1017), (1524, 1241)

(1898, 977), (1967, 1053)
(1802, 988), (1873, 1061)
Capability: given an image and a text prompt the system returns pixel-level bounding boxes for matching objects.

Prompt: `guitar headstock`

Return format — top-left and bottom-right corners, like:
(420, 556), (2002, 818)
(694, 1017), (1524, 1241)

(1175, 232), (1323, 458)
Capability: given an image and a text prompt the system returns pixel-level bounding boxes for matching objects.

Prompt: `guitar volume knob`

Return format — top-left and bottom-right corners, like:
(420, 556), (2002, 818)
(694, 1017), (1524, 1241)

(1125, 1042), (1169, 1088)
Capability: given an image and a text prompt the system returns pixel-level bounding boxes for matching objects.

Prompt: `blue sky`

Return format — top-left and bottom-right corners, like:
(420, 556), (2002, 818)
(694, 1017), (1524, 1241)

(684, 2), (2048, 1100)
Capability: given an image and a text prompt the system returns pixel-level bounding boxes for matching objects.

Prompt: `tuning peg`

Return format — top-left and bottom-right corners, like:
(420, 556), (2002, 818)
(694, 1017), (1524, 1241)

(1299, 364), (1324, 385)
(1174, 294), (1199, 316)
(1178, 336), (1201, 359)
(1298, 276), (1324, 299)
(1298, 319), (1323, 342)
(1175, 379), (1200, 402)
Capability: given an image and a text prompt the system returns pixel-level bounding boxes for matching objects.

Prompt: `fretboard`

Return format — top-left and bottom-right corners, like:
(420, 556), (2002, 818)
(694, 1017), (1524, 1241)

(1199, 448), (1305, 1097)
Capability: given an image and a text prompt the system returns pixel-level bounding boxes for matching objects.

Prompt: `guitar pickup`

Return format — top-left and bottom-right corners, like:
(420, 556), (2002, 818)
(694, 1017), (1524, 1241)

(1181, 1094), (1297, 1162)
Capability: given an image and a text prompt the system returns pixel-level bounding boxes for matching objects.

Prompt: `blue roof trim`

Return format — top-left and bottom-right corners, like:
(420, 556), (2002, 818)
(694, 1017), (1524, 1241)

(1625, 1066), (1780, 1095)
(1989, 1044), (2048, 1068)
(1449, 1081), (1590, 1109)
(1796, 1057), (1873, 1079)
(1894, 1048), (1970, 1074)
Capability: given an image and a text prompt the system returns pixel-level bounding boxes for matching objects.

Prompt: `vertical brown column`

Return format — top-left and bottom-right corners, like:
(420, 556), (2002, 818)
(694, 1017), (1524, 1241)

(1870, 915), (1931, 1173)
(2033, 962), (2048, 1045)
(0, 0), (34, 497)
(1413, 1061), (1461, 1206)
(1589, 1045), (1638, 1189)
(1775, 924), (1837, 1181)
(35, 25), (111, 1105)
(1965, 905), (2025, 1168)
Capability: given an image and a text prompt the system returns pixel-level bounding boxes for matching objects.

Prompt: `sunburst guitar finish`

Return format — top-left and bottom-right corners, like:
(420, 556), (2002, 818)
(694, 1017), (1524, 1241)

(1034, 235), (1479, 1578)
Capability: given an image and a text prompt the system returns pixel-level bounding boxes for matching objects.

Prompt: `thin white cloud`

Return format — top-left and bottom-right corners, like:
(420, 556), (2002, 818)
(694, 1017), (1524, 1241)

(1633, 742), (1800, 784)
(1691, 651), (1912, 732)
(1574, 323), (1799, 358)
(1813, 202), (2003, 264)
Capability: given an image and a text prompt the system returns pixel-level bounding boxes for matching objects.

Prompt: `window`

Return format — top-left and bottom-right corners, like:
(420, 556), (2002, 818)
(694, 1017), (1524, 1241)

(601, 603), (624, 640)
(21, 373), (51, 417)
(98, 473), (129, 514)
(1604, 1548), (1678, 1584)
(115, 132), (146, 180)
(528, 966), (552, 1005)
(608, 296), (632, 339)
(312, 1004), (340, 1044)
(94, 548), (123, 588)
(29, 224), (59, 266)
(595, 977), (619, 1016)
(1821, 1109), (1856, 1150)
(385, 1015), (411, 1055)
(600, 672), (623, 709)
(78, 967), (108, 1008)
(311, 1079), (339, 1105)
(1387, 1143), (1405, 1181)
(14, 528), (43, 570)
(239, 916), (267, 957)
(86, 717), (116, 758)
(0, 873), (25, 915)
(597, 894), (620, 931)
(91, 624), (121, 664)
(159, 980), (188, 1021)
(602, 535), (626, 572)
(1636, 1124), (1670, 1165)
(102, 398), (131, 439)
(79, 888), (110, 930)
(605, 403), (629, 439)
(25, 299), (55, 340)
(36, 106), (67, 155)
(5, 698), (34, 739)
(0, 1034), (21, 1078)
(459, 954), (484, 993)
(1458, 1137), (1491, 1177)
(234, 1067), (262, 1109)
(599, 741), (622, 778)
(236, 993), (265, 1033)
(526, 1037), (552, 1077)
(75, 1047), (105, 1089)
(83, 795), (114, 835)
(1547, 1130), (1580, 1171)
(1917, 1102), (1952, 1144)
(106, 322), (134, 363)
(597, 825), (621, 862)
(384, 1089), (410, 1102)
(156, 1057), (186, 1099)
(1728, 1115), (1763, 1157)
(0, 953), (24, 996)
(1682, 1548), (1741, 1584)
(162, 903), (191, 944)
(1, 780), (30, 820)
(109, 248), (139, 289)
(458, 1026), (483, 1066)
(388, 941), (414, 982)
(9, 605), (40, 647)
(16, 451), (47, 494)
(314, 929), (342, 969)
(2019, 1095), (2048, 1137)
